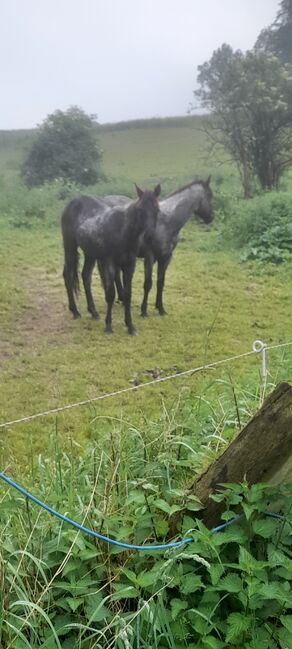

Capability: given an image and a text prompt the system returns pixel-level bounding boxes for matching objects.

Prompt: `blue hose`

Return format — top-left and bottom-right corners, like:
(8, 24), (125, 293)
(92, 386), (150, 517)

(0, 472), (283, 551)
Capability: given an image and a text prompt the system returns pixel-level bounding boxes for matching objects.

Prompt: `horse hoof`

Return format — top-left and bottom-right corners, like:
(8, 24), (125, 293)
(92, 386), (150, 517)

(158, 308), (167, 316)
(128, 328), (137, 336)
(140, 312), (148, 318)
(91, 313), (99, 321)
(73, 312), (81, 319)
(104, 326), (113, 334)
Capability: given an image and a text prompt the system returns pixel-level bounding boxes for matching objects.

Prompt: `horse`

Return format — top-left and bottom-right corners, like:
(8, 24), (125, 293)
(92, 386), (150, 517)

(103, 176), (213, 316)
(61, 184), (161, 335)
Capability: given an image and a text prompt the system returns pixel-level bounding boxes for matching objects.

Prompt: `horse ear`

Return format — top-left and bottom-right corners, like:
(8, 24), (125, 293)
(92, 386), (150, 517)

(154, 184), (161, 197)
(135, 183), (144, 199)
(206, 175), (211, 186)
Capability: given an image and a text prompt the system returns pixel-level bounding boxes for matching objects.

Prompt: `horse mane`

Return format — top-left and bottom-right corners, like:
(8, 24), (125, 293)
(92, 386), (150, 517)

(166, 178), (206, 199)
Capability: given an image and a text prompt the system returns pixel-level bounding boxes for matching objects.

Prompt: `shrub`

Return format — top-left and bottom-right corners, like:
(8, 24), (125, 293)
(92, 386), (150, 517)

(221, 190), (292, 263)
(21, 106), (103, 188)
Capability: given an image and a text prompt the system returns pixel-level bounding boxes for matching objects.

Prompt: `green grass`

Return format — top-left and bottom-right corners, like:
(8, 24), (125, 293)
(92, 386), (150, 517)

(1, 117), (292, 647)
(0, 115), (292, 469)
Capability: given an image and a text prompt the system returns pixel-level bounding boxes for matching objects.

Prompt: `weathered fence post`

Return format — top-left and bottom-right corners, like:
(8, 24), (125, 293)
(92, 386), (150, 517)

(190, 382), (292, 528)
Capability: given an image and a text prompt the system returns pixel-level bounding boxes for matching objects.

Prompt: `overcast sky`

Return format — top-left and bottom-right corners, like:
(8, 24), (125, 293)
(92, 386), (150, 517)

(0, 0), (279, 129)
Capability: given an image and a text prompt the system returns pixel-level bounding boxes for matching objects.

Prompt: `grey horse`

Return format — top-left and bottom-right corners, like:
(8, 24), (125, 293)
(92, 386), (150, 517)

(104, 176), (213, 316)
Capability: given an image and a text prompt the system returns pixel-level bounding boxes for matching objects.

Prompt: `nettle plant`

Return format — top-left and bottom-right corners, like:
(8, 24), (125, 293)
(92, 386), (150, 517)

(1, 474), (292, 649)
(111, 481), (292, 649)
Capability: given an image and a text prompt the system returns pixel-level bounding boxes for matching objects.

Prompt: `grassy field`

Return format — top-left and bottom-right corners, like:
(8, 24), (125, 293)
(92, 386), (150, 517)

(0, 116), (292, 469)
(1, 117), (292, 649)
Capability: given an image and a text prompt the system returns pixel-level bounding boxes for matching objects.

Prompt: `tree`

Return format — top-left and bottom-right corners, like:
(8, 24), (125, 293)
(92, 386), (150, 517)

(195, 45), (292, 196)
(22, 106), (102, 187)
(256, 0), (292, 64)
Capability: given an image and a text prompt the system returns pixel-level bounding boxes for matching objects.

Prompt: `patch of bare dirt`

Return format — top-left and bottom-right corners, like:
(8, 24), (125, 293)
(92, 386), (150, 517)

(0, 270), (70, 362)
(18, 271), (70, 343)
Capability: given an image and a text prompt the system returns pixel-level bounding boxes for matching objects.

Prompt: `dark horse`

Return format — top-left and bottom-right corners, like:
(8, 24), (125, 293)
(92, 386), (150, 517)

(61, 184), (161, 334)
(104, 176), (213, 316)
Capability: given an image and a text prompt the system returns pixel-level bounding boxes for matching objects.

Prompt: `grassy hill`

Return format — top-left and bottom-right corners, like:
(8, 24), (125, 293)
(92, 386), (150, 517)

(0, 115), (236, 198)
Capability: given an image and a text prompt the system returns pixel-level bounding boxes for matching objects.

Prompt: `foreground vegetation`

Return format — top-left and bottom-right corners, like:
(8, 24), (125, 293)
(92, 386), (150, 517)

(1, 442), (292, 648)
(1, 116), (292, 647)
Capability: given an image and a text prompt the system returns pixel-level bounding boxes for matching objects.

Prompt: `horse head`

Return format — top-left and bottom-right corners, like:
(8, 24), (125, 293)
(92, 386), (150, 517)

(134, 183), (161, 234)
(196, 176), (213, 224)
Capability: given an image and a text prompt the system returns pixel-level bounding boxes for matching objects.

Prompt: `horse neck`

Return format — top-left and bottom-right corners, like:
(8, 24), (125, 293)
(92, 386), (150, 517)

(124, 203), (144, 242)
(161, 184), (203, 232)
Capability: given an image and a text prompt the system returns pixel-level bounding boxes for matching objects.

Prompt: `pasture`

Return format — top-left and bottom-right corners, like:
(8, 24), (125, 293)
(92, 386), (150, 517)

(1, 117), (292, 648)
(0, 117), (292, 468)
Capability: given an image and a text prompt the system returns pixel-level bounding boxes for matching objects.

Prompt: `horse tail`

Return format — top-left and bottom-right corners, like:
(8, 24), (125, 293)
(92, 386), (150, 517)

(61, 200), (80, 296)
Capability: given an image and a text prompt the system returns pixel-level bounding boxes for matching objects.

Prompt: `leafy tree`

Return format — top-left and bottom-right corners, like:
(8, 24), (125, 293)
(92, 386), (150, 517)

(256, 0), (292, 64)
(22, 106), (102, 187)
(195, 45), (292, 196)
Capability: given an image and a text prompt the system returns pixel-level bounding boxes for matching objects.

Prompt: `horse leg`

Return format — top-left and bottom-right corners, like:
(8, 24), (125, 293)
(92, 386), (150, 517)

(155, 256), (171, 316)
(115, 268), (124, 303)
(63, 264), (81, 319)
(122, 260), (136, 335)
(81, 255), (99, 320)
(141, 253), (154, 318)
(103, 262), (116, 334)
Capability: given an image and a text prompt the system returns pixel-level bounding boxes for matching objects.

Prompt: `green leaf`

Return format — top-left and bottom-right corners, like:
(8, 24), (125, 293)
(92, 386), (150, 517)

(213, 525), (248, 545)
(202, 637), (225, 649)
(221, 510), (238, 521)
(210, 493), (226, 503)
(180, 573), (204, 594)
(121, 567), (138, 585)
(53, 615), (75, 637)
(155, 517), (169, 536)
(112, 585), (139, 600)
(226, 612), (252, 642)
(218, 572), (242, 593)
(137, 569), (161, 588)
(278, 626), (292, 649)
(188, 609), (209, 635)
(64, 596), (84, 612)
(170, 598), (188, 620)
(153, 498), (171, 514)
(126, 492), (145, 505)
(78, 547), (99, 560)
(239, 546), (267, 573)
(154, 499), (182, 516)
(242, 502), (256, 520)
(267, 544), (287, 566)
(170, 617), (189, 640)
(245, 627), (277, 649)
(280, 614), (292, 635)
(208, 563), (224, 586)
(181, 515), (197, 535)
(275, 559), (292, 580)
(62, 559), (83, 576)
(259, 581), (292, 604)
(252, 518), (279, 538)
(185, 501), (203, 512)
(85, 595), (110, 622)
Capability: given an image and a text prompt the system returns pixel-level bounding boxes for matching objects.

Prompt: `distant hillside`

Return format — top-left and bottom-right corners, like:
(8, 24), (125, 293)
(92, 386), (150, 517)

(0, 115), (203, 145)
(0, 114), (236, 196)
(98, 115), (203, 132)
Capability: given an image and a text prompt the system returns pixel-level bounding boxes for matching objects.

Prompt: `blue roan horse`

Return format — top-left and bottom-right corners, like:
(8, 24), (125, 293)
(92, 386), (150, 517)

(61, 184), (161, 335)
(104, 176), (213, 316)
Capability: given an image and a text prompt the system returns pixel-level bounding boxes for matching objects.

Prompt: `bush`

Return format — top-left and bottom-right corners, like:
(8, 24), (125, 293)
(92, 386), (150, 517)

(221, 191), (292, 263)
(21, 106), (103, 188)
